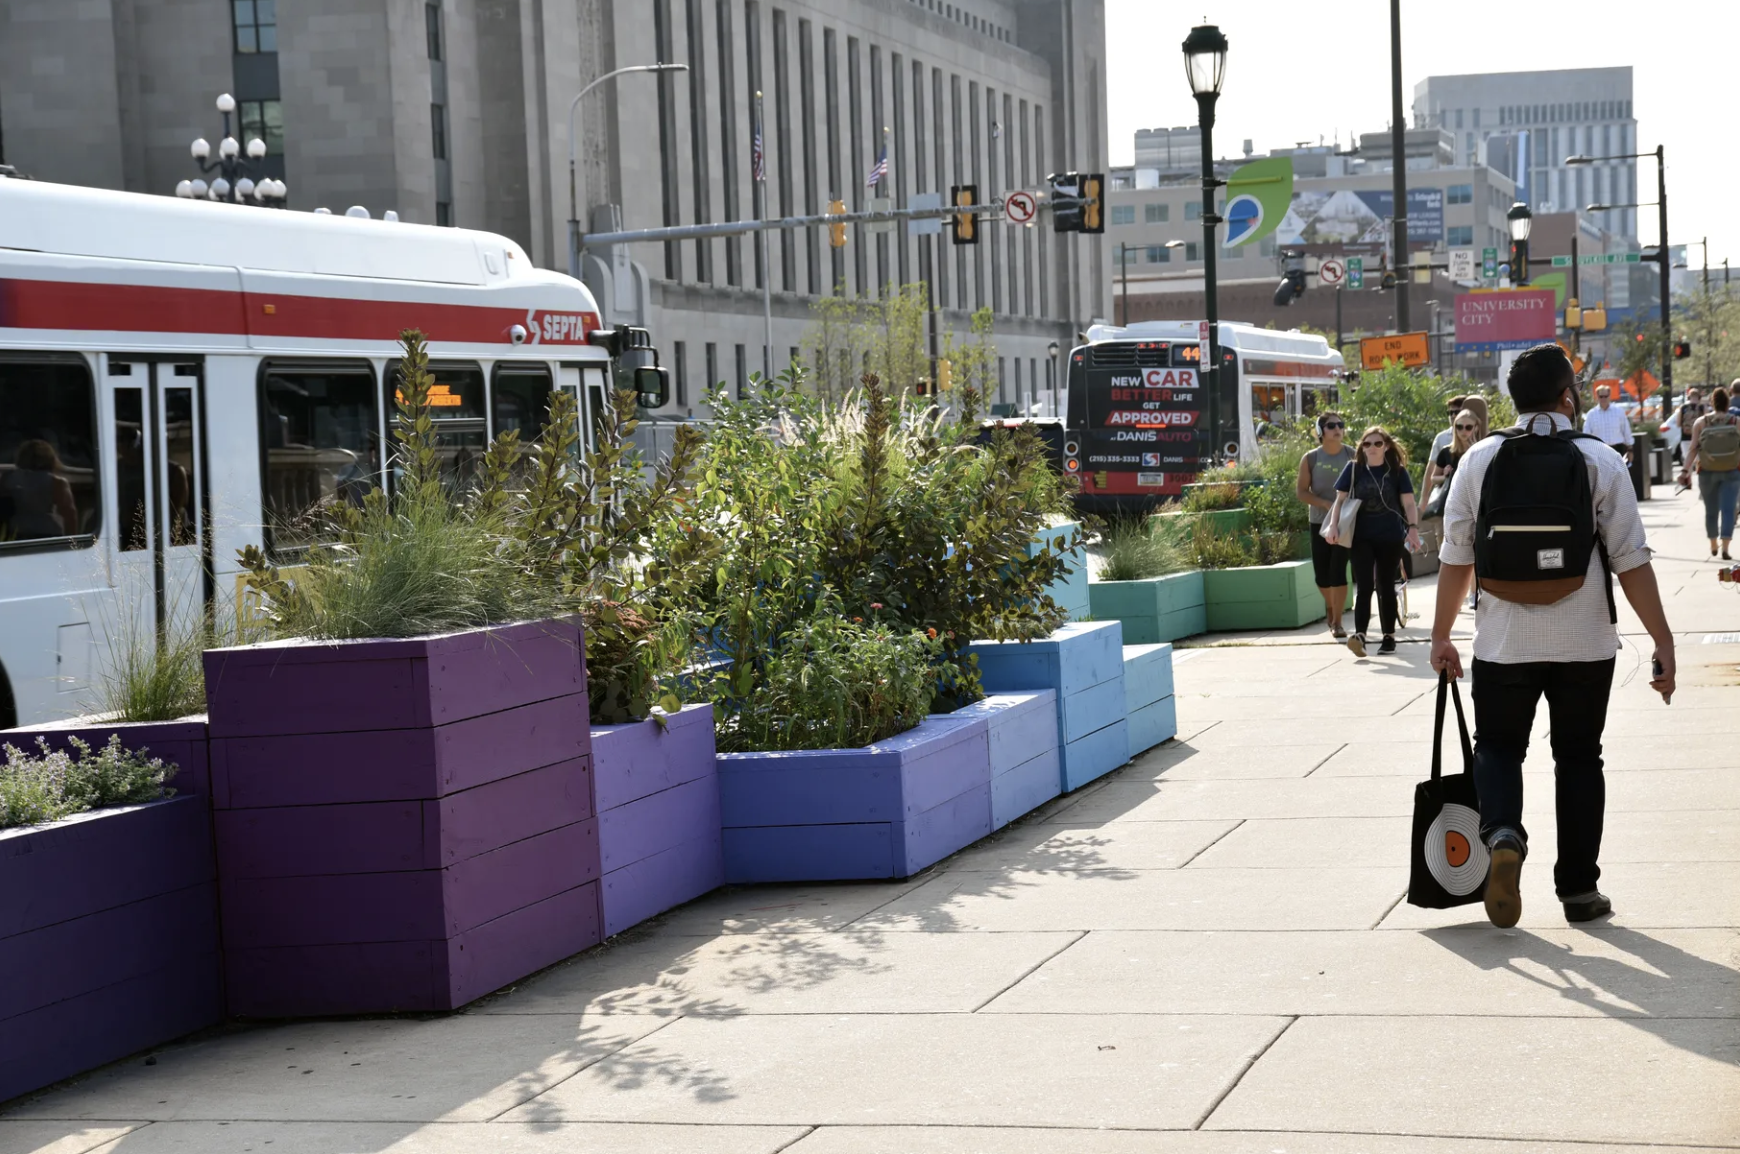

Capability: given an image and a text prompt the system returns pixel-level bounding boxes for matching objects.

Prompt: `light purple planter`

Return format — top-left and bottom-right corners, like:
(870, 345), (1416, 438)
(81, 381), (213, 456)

(592, 704), (723, 937)
(202, 620), (601, 1016)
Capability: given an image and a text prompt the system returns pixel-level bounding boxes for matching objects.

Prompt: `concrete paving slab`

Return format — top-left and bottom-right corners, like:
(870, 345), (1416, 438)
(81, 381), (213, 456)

(1205, 1015), (1740, 1145)
(783, 1129), (1739, 1154)
(5, 1017), (669, 1124)
(936, 819), (1238, 872)
(1047, 777), (1414, 824)
(1175, 715), (1453, 748)
(1189, 816), (1412, 869)
(500, 1013), (1289, 1129)
(1126, 743), (1346, 781)
(473, 929), (1079, 1017)
(78, 1121), (807, 1154)
(1604, 769), (1740, 812)
(0, 1125), (142, 1154)
(854, 867), (1403, 932)
(1175, 691), (1426, 721)
(643, 882), (922, 936)
(1380, 860), (1740, 930)
(981, 927), (1740, 1018)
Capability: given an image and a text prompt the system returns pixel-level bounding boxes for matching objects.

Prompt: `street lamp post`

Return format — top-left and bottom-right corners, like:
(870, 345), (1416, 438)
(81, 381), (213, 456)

(1182, 22), (1228, 461)
(1506, 202), (1533, 284)
(1569, 145), (1671, 414)
(1048, 340), (1061, 417)
(173, 93), (286, 206)
(567, 62), (689, 279)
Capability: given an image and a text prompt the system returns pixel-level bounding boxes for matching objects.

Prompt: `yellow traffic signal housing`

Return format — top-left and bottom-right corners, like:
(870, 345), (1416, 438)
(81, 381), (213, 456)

(1564, 298), (1582, 329)
(828, 199), (847, 248)
(936, 358), (953, 392)
(951, 185), (978, 245)
(1582, 304), (1607, 332)
(1081, 174), (1104, 234)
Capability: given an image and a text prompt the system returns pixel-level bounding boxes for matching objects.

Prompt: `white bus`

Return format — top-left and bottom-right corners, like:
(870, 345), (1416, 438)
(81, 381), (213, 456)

(0, 178), (627, 728)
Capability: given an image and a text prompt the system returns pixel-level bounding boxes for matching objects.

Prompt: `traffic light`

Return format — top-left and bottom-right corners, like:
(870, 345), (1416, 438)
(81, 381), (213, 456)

(1080, 173), (1104, 234)
(828, 199), (847, 248)
(951, 185), (978, 245)
(1582, 305), (1607, 332)
(1673, 338), (1693, 359)
(1049, 172), (1083, 233)
(1509, 240), (1530, 284)
(936, 358), (953, 392)
(1273, 251), (1306, 307)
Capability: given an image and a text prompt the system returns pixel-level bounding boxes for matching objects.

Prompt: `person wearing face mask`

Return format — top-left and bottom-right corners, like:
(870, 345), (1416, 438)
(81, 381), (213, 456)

(1296, 411), (1357, 637)
(1324, 426), (1421, 657)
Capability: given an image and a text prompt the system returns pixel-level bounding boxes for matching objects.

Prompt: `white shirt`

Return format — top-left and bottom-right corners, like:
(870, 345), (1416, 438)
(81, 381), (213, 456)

(1582, 403), (1634, 446)
(1430, 427), (1455, 460)
(1440, 412), (1652, 664)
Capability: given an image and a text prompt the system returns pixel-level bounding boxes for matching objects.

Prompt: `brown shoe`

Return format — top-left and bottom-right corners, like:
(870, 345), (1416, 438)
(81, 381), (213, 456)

(1346, 633), (1366, 657)
(1485, 836), (1523, 929)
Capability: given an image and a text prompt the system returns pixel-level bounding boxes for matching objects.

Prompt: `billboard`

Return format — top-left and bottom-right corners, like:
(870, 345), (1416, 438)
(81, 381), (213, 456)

(1275, 188), (1444, 249)
(1455, 289), (1558, 353)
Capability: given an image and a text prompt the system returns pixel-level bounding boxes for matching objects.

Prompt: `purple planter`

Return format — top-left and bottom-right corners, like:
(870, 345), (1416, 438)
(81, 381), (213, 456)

(5, 716), (210, 799)
(718, 716), (992, 882)
(0, 796), (221, 1104)
(202, 620), (601, 1016)
(592, 704), (724, 937)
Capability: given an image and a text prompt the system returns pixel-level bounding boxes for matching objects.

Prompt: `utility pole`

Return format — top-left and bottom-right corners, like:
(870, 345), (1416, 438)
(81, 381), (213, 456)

(1119, 242), (1129, 326)
(1656, 144), (1672, 416)
(755, 90), (772, 379)
(1388, 0), (1410, 333)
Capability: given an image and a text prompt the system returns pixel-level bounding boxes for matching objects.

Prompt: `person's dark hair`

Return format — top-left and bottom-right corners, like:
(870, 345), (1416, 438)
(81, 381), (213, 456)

(1355, 425), (1407, 474)
(1506, 344), (1575, 411)
(1714, 387), (1731, 413)
(1446, 394), (1467, 413)
(15, 439), (61, 472)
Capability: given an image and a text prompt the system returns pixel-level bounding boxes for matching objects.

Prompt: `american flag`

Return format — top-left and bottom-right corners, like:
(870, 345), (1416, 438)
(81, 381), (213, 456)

(865, 144), (888, 188)
(751, 121), (765, 182)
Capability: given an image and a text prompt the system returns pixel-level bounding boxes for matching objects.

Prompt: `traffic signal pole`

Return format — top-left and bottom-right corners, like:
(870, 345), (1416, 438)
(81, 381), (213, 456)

(1657, 144), (1673, 416)
(580, 199), (1002, 248)
(1389, 0), (1410, 333)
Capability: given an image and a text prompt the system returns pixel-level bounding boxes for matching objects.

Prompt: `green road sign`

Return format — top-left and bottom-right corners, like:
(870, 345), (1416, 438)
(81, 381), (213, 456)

(1552, 252), (1643, 267)
(1482, 247), (1498, 278)
(1347, 256), (1364, 290)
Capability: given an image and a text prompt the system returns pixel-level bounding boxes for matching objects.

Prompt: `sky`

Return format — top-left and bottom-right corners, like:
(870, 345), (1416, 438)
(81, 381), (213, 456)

(1105, 0), (1740, 268)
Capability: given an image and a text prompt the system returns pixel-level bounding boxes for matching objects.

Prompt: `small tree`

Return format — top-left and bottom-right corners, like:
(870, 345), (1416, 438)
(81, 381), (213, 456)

(942, 306), (998, 410)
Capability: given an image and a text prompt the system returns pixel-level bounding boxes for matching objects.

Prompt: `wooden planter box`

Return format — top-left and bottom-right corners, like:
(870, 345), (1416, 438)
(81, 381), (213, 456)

(969, 621), (1128, 792)
(718, 716), (992, 883)
(203, 620), (600, 1016)
(592, 704), (724, 938)
(1202, 560), (1324, 632)
(1087, 570), (1206, 644)
(1124, 644), (1178, 758)
(931, 691), (1061, 830)
(1154, 507), (1252, 543)
(1033, 520), (1089, 622)
(0, 795), (221, 1103)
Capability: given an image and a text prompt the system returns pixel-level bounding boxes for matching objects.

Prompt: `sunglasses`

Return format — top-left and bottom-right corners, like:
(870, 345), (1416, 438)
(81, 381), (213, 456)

(1322, 421), (1345, 430)
(1360, 439), (1387, 449)
(1455, 423), (1477, 431)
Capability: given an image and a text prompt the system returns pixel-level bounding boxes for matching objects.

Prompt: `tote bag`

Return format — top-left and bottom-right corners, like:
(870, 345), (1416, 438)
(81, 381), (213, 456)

(1407, 671), (1488, 909)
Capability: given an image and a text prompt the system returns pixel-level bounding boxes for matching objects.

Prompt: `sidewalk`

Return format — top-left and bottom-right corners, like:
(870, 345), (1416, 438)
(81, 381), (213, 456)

(5, 485), (1738, 1153)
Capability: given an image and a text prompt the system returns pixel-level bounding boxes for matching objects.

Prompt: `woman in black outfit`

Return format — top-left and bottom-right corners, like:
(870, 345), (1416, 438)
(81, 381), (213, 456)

(1323, 425), (1421, 657)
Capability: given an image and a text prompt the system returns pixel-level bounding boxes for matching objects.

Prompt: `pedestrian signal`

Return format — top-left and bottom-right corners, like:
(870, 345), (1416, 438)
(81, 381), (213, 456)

(828, 199), (847, 248)
(951, 185), (978, 245)
(1673, 338), (1693, 359)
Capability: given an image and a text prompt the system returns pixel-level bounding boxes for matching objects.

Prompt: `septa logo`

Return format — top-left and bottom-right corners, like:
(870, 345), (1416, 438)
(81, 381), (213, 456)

(526, 310), (599, 343)
(1142, 452), (1163, 467)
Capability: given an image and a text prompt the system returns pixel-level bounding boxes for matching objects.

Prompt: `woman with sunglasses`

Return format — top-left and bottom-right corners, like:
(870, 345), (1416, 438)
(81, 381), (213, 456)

(1296, 411), (1357, 637)
(1325, 426), (1421, 656)
(1421, 407), (1487, 515)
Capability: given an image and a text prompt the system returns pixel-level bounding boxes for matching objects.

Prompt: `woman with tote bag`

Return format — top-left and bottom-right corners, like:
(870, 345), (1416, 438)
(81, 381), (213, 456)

(1325, 426), (1422, 657)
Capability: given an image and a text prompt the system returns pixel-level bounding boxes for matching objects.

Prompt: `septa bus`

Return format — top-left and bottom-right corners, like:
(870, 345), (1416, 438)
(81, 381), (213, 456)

(0, 177), (646, 729)
(1062, 320), (1346, 512)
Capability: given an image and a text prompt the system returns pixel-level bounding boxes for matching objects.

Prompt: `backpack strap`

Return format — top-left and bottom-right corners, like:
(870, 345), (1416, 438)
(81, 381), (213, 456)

(1558, 431), (1620, 624)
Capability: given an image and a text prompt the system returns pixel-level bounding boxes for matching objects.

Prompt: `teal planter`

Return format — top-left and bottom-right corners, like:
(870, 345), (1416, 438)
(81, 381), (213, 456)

(1032, 520), (1089, 622)
(1153, 507), (1252, 543)
(1202, 560), (1323, 632)
(1087, 570), (1206, 644)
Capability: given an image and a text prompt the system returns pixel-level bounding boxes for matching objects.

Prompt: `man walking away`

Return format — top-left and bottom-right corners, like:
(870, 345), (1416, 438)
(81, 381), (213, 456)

(1678, 385), (1740, 559)
(1431, 345), (1675, 928)
(1582, 385), (1634, 463)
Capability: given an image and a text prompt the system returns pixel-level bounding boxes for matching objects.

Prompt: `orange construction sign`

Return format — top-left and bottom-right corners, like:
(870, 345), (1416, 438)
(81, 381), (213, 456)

(1359, 331), (1431, 371)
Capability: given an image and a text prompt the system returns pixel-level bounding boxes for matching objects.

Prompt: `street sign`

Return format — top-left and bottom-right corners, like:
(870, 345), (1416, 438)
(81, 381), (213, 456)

(1347, 256), (1364, 290)
(1551, 252), (1643, 267)
(868, 196), (894, 234)
(908, 191), (943, 235)
(1482, 247), (1498, 279)
(1199, 321), (1210, 343)
(1004, 189), (1038, 225)
(1449, 249), (1476, 281)
(1318, 258), (1346, 287)
(1360, 331), (1431, 371)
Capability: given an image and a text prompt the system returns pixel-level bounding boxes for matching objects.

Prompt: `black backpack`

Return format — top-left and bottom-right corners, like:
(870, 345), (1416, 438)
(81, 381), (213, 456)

(1474, 423), (1615, 621)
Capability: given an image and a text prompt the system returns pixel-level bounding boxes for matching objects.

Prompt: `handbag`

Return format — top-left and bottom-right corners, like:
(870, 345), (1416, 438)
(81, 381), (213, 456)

(1421, 475), (1450, 520)
(1407, 671), (1488, 909)
(1320, 491), (1361, 545)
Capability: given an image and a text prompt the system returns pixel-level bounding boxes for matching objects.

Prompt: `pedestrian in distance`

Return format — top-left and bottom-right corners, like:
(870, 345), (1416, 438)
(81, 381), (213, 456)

(1675, 387), (1707, 464)
(1582, 384), (1635, 463)
(1296, 411), (1357, 638)
(1431, 344), (1676, 929)
(1428, 394), (1469, 465)
(1678, 383), (1740, 560)
(1325, 425), (1421, 657)
(1421, 406), (1487, 516)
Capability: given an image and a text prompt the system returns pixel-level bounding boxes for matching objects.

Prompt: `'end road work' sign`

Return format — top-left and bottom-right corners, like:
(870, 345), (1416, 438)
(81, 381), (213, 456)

(1454, 289), (1557, 353)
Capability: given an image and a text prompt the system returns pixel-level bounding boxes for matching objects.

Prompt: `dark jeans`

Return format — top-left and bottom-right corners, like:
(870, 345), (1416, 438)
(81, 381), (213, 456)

(1471, 656), (1616, 898)
(1349, 537), (1404, 636)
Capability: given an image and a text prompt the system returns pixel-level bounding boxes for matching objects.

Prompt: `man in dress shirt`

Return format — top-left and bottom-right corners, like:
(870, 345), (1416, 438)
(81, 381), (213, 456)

(1582, 385), (1634, 463)
(1431, 345), (1675, 928)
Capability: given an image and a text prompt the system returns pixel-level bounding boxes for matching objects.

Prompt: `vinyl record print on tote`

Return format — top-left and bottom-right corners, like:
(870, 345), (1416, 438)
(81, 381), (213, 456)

(1408, 673), (1490, 909)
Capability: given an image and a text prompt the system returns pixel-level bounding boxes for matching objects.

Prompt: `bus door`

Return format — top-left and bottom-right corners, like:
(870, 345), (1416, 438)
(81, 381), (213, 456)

(105, 357), (210, 639)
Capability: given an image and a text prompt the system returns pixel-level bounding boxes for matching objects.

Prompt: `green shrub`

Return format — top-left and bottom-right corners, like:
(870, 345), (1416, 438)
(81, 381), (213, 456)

(1179, 481), (1244, 512)
(1243, 422), (1317, 539)
(1100, 519), (1189, 582)
(0, 735), (177, 830)
(1190, 521), (1255, 570)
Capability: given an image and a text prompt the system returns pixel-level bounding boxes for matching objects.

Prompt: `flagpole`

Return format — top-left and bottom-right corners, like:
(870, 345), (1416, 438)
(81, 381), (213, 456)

(755, 90), (772, 380)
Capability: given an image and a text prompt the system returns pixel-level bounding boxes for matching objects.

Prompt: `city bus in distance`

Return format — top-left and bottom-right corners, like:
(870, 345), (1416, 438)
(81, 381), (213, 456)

(0, 177), (636, 729)
(1062, 320), (1346, 513)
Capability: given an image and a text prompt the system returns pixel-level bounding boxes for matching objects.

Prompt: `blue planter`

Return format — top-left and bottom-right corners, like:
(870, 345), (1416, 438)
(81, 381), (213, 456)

(1033, 521), (1089, 622)
(968, 621), (1129, 792)
(1124, 643), (1178, 758)
(931, 691), (1061, 830)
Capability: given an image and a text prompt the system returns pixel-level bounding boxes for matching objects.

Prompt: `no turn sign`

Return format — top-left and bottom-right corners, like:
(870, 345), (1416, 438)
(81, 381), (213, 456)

(1318, 258), (1346, 287)
(1004, 190), (1038, 225)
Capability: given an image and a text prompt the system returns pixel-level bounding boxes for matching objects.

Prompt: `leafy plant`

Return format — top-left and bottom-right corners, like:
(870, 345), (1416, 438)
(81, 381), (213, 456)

(1242, 421), (1317, 539)
(0, 735), (177, 830)
(1189, 520), (1255, 570)
(1099, 519), (1189, 582)
(1179, 481), (1244, 513)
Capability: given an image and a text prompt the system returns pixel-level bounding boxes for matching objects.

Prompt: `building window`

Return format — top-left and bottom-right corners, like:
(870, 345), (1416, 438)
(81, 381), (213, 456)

(1184, 201), (1201, 221)
(239, 99), (284, 155)
(1110, 204), (1135, 226)
(434, 201), (452, 226)
(426, 3), (443, 60)
(431, 103), (447, 160)
(1454, 109), (1463, 129)
(1185, 242), (1199, 261)
(705, 343), (718, 394)
(1448, 225), (1474, 246)
(734, 343), (748, 399)
(1447, 183), (1472, 205)
(233, 0), (276, 53)
(1144, 202), (1169, 223)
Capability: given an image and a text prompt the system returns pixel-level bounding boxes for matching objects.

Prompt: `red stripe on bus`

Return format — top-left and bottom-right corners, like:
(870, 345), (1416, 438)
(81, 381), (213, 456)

(1, 278), (246, 335)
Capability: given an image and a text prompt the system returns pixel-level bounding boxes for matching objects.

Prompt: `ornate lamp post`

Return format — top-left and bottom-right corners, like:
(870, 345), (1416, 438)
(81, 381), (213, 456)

(1182, 22), (1229, 459)
(1506, 202), (1533, 284)
(173, 93), (287, 207)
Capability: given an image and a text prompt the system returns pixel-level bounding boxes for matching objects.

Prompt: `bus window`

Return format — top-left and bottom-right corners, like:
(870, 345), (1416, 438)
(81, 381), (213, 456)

(491, 363), (554, 443)
(1250, 384), (1287, 435)
(260, 360), (381, 553)
(385, 361), (486, 488)
(1301, 388), (1335, 422)
(0, 356), (100, 550)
